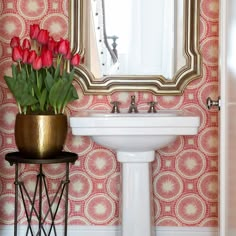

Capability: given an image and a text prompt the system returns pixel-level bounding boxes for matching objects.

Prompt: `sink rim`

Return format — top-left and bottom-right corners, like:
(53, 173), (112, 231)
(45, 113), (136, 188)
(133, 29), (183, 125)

(70, 109), (201, 136)
(70, 109), (200, 128)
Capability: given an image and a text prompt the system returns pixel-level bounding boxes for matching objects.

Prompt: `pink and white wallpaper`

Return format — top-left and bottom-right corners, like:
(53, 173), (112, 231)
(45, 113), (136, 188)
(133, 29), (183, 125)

(0, 0), (219, 227)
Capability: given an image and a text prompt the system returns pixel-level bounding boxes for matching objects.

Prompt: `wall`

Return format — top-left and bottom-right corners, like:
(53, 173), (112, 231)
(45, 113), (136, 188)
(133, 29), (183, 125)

(0, 0), (219, 227)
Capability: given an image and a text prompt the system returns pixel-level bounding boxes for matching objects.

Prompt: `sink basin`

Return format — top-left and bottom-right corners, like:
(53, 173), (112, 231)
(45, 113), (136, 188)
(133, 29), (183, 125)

(70, 110), (200, 152)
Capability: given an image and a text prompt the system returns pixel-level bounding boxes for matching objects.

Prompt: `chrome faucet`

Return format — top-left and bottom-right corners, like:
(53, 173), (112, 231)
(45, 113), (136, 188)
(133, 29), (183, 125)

(128, 95), (138, 113)
(147, 101), (157, 113)
(110, 101), (120, 113)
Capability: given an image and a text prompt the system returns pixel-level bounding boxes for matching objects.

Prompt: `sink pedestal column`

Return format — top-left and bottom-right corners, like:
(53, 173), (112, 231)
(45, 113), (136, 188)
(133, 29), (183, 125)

(117, 151), (155, 236)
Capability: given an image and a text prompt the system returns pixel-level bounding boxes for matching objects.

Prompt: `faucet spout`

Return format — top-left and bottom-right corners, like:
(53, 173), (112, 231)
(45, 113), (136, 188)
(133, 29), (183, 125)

(128, 95), (138, 113)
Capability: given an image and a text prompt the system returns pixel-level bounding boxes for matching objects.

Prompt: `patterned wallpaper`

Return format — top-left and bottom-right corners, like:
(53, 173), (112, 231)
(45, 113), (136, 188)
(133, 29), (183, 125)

(0, 0), (219, 227)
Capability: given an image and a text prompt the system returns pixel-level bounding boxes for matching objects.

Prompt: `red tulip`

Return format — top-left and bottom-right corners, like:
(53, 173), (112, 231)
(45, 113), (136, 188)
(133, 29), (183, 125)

(12, 46), (23, 62)
(22, 38), (31, 49)
(64, 50), (71, 60)
(57, 39), (70, 56)
(41, 49), (53, 68)
(27, 50), (37, 64)
(32, 56), (42, 70)
(48, 37), (57, 53)
(10, 36), (20, 48)
(22, 49), (30, 64)
(30, 24), (40, 40)
(53, 41), (59, 55)
(71, 53), (81, 66)
(37, 29), (49, 45)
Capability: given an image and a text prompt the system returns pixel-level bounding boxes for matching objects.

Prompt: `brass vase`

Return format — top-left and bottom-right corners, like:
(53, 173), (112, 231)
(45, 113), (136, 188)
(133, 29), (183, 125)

(15, 114), (68, 158)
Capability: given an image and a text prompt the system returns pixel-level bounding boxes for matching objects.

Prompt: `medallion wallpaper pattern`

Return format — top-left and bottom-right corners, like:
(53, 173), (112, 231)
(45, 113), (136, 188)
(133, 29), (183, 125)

(0, 0), (219, 227)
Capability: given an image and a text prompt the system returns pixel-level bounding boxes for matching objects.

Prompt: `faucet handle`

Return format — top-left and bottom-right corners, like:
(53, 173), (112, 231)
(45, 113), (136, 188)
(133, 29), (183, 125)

(131, 95), (136, 103)
(128, 95), (138, 113)
(147, 101), (157, 113)
(111, 101), (121, 113)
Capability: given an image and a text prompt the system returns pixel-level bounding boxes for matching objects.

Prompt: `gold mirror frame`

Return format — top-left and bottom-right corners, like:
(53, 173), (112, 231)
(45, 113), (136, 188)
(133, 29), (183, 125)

(69, 0), (202, 95)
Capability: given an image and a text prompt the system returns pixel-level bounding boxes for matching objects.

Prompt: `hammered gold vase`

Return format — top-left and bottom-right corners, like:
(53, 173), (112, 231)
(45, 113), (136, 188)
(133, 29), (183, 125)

(15, 114), (68, 158)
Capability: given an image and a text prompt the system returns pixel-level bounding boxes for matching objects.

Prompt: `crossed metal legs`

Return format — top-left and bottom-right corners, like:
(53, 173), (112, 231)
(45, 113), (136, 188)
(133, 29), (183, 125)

(14, 163), (70, 236)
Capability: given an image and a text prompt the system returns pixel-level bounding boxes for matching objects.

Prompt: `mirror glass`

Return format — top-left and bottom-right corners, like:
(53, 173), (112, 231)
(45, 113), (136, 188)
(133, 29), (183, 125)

(69, 0), (202, 95)
(88, 0), (184, 79)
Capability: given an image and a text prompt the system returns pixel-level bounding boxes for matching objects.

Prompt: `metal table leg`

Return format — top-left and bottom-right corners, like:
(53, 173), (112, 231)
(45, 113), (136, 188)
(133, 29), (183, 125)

(14, 163), (19, 236)
(64, 162), (70, 236)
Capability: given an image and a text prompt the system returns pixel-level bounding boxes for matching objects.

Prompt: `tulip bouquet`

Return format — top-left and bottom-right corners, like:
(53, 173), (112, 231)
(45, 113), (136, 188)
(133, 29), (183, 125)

(4, 24), (80, 115)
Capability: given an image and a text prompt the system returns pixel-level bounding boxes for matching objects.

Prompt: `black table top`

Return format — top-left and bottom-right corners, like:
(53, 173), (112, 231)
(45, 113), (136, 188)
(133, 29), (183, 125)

(5, 152), (78, 165)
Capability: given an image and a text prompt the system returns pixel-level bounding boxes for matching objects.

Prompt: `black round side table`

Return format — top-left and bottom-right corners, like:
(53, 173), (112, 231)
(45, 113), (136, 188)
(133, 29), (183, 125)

(5, 151), (78, 236)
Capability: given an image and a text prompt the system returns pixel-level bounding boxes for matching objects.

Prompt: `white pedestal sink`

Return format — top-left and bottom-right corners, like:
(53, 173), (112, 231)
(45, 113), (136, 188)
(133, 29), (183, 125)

(70, 110), (200, 236)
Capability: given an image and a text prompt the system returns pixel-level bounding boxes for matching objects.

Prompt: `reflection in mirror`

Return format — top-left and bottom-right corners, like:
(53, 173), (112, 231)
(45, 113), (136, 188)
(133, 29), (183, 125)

(69, 0), (202, 95)
(89, 0), (184, 79)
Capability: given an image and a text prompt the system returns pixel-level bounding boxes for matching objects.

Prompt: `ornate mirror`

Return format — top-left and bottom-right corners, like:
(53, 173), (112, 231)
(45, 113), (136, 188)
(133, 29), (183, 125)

(69, 0), (202, 95)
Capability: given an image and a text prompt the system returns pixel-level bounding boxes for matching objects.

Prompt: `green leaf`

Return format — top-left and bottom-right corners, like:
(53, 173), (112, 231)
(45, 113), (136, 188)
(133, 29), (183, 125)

(4, 75), (16, 95)
(61, 85), (79, 111)
(39, 88), (48, 111)
(44, 71), (54, 91)
(37, 71), (43, 91)
(18, 67), (27, 84)
(68, 68), (75, 81)
(31, 81), (41, 100)
(12, 64), (17, 79)
(30, 69), (36, 83)
(56, 80), (71, 112)
(31, 104), (40, 112)
(19, 93), (38, 106)
(48, 79), (62, 111)
(48, 77), (79, 113)
(54, 63), (61, 80)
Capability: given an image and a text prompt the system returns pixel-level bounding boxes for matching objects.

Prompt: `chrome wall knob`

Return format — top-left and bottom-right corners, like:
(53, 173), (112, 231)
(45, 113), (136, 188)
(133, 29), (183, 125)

(206, 97), (221, 110)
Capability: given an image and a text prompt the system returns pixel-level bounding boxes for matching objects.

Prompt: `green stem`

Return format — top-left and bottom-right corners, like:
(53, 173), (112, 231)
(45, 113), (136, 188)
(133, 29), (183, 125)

(57, 54), (62, 65)
(25, 64), (29, 80)
(36, 70), (39, 88)
(63, 60), (67, 72)
(18, 62), (22, 71)
(23, 106), (27, 114)
(61, 106), (65, 114)
(57, 55), (63, 76)
(17, 102), (22, 114)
